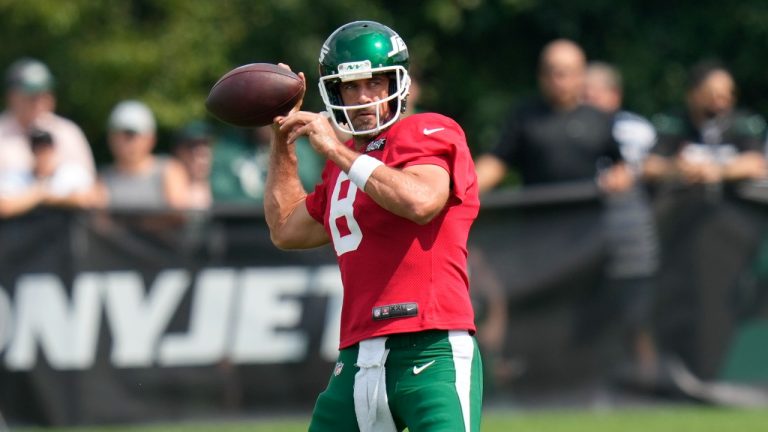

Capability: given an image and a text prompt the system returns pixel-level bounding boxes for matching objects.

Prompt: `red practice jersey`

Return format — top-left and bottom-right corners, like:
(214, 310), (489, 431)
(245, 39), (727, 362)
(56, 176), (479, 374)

(305, 112), (480, 349)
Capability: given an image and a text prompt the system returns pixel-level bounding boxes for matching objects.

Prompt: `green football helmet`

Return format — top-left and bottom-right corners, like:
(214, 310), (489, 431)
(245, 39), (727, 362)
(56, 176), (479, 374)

(318, 21), (411, 136)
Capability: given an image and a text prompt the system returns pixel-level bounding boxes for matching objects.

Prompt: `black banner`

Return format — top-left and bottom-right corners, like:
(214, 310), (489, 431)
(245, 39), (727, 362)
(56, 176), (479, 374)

(1, 182), (767, 425)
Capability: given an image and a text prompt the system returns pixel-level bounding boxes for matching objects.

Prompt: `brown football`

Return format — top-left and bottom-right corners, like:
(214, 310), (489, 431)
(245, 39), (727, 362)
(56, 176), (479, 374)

(205, 63), (304, 128)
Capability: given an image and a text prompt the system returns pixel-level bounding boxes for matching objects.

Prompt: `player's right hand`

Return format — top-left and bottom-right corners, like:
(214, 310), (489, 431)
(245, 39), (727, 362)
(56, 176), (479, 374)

(278, 111), (342, 158)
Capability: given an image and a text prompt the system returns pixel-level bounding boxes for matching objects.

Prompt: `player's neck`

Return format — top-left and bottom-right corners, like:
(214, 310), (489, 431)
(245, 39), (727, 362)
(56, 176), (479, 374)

(353, 132), (382, 152)
(353, 136), (368, 152)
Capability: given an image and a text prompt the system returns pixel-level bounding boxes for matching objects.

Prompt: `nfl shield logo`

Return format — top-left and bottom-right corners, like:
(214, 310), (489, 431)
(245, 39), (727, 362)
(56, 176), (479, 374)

(334, 362), (344, 376)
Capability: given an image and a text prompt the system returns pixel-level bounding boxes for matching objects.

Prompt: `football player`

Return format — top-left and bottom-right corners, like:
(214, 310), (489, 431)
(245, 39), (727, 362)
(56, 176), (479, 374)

(264, 20), (482, 432)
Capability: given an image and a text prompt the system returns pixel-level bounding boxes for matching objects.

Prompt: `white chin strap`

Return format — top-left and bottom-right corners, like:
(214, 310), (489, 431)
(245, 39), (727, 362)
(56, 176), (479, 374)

(319, 66), (411, 136)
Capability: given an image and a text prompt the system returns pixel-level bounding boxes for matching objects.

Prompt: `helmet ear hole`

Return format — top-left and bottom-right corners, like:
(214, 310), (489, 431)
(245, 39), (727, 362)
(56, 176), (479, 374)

(387, 72), (401, 115)
(387, 73), (398, 96)
(326, 82), (347, 124)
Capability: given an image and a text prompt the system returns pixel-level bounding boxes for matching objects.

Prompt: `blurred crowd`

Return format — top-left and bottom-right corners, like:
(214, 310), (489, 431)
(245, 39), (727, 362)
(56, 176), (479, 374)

(2, 51), (762, 216)
(1, 44), (766, 400)
(471, 39), (768, 398)
(0, 58), (324, 217)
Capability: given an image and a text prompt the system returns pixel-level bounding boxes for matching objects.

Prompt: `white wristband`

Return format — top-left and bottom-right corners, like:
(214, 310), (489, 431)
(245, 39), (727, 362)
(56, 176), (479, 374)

(347, 155), (384, 190)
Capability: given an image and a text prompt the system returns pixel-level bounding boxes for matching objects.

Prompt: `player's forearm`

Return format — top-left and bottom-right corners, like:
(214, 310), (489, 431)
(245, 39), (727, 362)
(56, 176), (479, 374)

(363, 165), (448, 225)
(263, 138), (307, 236)
(325, 146), (448, 225)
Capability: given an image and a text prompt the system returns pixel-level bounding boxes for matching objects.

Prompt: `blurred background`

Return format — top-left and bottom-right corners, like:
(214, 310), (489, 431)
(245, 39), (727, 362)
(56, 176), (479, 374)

(2, 0), (768, 429)
(3, 0), (768, 159)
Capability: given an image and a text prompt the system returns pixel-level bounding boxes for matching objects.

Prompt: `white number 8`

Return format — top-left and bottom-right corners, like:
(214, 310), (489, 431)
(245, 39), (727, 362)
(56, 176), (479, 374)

(329, 172), (363, 256)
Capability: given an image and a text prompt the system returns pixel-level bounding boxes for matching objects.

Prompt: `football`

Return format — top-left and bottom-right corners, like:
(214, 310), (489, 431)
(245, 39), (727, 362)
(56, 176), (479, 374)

(205, 63), (304, 128)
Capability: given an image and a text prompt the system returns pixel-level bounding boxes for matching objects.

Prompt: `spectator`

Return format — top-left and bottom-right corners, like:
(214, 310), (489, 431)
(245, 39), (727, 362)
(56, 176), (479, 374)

(209, 125), (323, 205)
(471, 39), (633, 388)
(173, 120), (214, 210)
(644, 61), (767, 185)
(0, 129), (95, 217)
(584, 62), (657, 173)
(643, 61), (768, 382)
(0, 58), (96, 209)
(584, 61), (662, 387)
(97, 100), (189, 209)
(475, 39), (632, 194)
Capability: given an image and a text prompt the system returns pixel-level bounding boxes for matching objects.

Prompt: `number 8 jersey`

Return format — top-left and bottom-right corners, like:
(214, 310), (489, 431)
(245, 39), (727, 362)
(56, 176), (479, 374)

(305, 113), (480, 349)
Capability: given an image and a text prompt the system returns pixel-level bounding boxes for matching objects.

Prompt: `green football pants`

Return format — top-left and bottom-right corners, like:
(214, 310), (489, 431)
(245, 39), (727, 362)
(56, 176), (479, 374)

(309, 330), (483, 432)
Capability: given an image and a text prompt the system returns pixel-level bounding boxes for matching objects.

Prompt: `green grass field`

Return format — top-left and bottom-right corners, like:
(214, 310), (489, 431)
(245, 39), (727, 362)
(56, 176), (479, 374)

(16, 407), (768, 432)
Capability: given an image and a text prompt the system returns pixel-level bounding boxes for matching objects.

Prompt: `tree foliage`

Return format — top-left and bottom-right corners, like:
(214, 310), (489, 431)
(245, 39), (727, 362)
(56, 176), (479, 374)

(2, 0), (768, 162)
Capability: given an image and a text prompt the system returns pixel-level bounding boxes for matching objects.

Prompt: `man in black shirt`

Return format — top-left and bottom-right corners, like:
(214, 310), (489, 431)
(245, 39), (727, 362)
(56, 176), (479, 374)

(643, 61), (768, 382)
(644, 62), (767, 185)
(475, 39), (631, 192)
(472, 39), (633, 390)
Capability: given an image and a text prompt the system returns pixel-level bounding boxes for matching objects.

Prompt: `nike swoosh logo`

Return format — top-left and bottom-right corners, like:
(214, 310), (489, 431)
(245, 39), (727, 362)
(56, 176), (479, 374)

(423, 127), (445, 135)
(413, 360), (436, 375)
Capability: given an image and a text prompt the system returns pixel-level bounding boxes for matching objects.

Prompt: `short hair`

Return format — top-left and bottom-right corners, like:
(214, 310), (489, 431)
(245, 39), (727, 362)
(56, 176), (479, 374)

(686, 59), (731, 92)
(586, 61), (623, 91)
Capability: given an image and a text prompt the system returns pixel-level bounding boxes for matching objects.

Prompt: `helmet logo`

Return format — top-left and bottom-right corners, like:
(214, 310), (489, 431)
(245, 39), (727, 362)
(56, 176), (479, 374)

(387, 35), (407, 58)
(319, 44), (330, 63)
(337, 60), (373, 82)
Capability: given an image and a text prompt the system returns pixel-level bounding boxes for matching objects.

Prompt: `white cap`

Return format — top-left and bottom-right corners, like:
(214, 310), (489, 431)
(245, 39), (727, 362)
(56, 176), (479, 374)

(108, 100), (156, 134)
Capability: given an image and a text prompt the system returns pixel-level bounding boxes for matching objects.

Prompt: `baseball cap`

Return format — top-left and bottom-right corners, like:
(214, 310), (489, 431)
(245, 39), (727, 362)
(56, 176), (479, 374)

(5, 58), (55, 94)
(108, 100), (156, 134)
(174, 120), (214, 146)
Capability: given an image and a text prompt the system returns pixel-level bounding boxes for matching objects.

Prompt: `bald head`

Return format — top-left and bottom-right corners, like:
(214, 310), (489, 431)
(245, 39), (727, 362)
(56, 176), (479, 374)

(539, 39), (587, 110)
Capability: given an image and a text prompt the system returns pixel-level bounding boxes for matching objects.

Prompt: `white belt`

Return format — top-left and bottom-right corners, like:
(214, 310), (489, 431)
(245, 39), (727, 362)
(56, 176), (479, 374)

(354, 337), (397, 432)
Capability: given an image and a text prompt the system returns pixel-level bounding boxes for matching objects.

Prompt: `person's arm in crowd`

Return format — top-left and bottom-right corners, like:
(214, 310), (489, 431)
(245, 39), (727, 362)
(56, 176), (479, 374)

(43, 187), (101, 209)
(475, 106), (522, 194)
(475, 154), (509, 194)
(163, 158), (193, 209)
(0, 184), (46, 218)
(597, 124), (634, 194)
(642, 153), (677, 182)
(721, 150), (768, 181)
(598, 161), (634, 193)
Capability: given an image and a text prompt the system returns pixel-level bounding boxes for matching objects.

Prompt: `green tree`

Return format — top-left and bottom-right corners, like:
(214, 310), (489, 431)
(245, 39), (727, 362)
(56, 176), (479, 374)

(2, 0), (768, 165)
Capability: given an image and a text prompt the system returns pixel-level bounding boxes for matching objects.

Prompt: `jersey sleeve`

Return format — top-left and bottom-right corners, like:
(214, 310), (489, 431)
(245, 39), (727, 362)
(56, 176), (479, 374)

(304, 161), (333, 224)
(386, 113), (477, 202)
